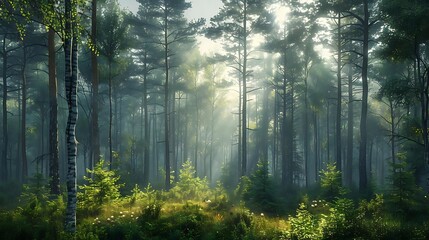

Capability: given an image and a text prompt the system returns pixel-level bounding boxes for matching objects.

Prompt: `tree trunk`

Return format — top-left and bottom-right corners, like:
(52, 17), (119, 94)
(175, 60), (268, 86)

(194, 74), (199, 176)
(389, 99), (396, 165)
(48, 28), (60, 195)
(2, 35), (8, 182)
(91, 0), (100, 169)
(273, 89), (278, 177)
(346, 62), (353, 187)
(304, 68), (309, 187)
(336, 12), (342, 174)
(65, 0), (78, 232)
(314, 110), (320, 182)
(163, 2), (171, 190)
(241, 0), (248, 176)
(21, 42), (27, 182)
(108, 60), (113, 169)
(209, 98), (214, 183)
(143, 57), (150, 186)
(358, 0), (369, 192)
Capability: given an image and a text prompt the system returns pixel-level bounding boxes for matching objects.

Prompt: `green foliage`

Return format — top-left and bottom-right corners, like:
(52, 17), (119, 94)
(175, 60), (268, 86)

(320, 163), (344, 201)
(170, 161), (210, 201)
(320, 198), (355, 239)
(215, 208), (253, 240)
(78, 160), (123, 216)
(241, 160), (278, 214)
(19, 173), (49, 207)
(289, 203), (322, 240)
(128, 183), (160, 206)
(77, 212), (142, 240)
(0, 175), (65, 240)
(208, 181), (230, 211)
(386, 155), (425, 219)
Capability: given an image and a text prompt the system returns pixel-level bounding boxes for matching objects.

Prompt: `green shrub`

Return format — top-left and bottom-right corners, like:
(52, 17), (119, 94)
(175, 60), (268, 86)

(240, 159), (278, 214)
(208, 181), (230, 211)
(289, 203), (322, 240)
(320, 163), (345, 201)
(78, 160), (123, 216)
(77, 214), (142, 240)
(0, 175), (65, 240)
(170, 161), (210, 202)
(386, 156), (424, 220)
(216, 209), (252, 240)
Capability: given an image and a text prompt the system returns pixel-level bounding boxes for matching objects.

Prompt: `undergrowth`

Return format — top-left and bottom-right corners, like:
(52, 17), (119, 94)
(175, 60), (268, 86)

(0, 161), (428, 239)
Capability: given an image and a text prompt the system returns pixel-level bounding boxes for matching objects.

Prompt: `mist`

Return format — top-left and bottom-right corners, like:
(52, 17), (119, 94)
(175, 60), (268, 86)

(1, 0), (429, 239)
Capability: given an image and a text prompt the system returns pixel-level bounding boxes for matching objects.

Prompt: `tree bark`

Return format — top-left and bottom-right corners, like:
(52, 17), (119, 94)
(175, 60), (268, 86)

(48, 28), (60, 195)
(21, 41), (27, 182)
(163, 0), (171, 190)
(65, 0), (78, 232)
(2, 35), (8, 182)
(241, 0), (248, 176)
(358, 0), (369, 192)
(143, 54), (150, 186)
(346, 62), (353, 187)
(336, 12), (342, 174)
(91, 0), (100, 169)
(194, 74), (199, 176)
(304, 64), (309, 187)
(108, 60), (113, 169)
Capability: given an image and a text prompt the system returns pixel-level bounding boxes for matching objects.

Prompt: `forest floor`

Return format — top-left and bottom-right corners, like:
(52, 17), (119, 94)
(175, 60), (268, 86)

(0, 162), (429, 239)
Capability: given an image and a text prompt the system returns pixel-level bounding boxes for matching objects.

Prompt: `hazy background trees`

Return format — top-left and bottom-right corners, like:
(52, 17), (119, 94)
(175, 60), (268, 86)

(0, 0), (428, 212)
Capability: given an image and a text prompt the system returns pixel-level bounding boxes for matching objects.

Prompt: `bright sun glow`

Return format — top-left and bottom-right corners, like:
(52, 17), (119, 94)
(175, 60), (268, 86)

(314, 44), (333, 60)
(198, 36), (224, 56)
(270, 3), (291, 27)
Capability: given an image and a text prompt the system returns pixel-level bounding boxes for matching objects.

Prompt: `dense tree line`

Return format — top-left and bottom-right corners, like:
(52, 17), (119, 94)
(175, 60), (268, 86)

(0, 0), (428, 234)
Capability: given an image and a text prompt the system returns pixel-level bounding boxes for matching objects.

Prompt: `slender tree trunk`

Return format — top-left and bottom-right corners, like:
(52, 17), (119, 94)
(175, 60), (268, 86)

(304, 71), (309, 187)
(290, 75), (296, 184)
(21, 42), (27, 182)
(327, 101), (330, 164)
(241, 0), (248, 176)
(314, 111), (319, 182)
(108, 61), (113, 169)
(346, 62), (353, 186)
(170, 77), (177, 181)
(389, 100), (396, 165)
(48, 28), (60, 195)
(238, 59), (242, 178)
(209, 100), (214, 183)
(91, 0), (100, 168)
(65, 0), (78, 232)
(194, 75), (199, 176)
(273, 90), (278, 177)
(336, 12), (342, 174)
(163, 3), (171, 190)
(2, 35), (8, 182)
(358, 0), (369, 192)
(143, 58), (150, 186)
(261, 86), (269, 162)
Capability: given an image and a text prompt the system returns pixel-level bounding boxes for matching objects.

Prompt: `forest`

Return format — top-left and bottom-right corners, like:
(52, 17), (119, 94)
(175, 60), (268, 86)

(0, 0), (429, 239)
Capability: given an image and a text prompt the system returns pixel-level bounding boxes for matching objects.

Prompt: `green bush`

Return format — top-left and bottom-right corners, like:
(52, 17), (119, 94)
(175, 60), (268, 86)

(216, 209), (252, 240)
(386, 156), (425, 220)
(78, 160), (123, 216)
(320, 163), (345, 201)
(77, 214), (142, 240)
(208, 181), (230, 211)
(289, 203), (322, 240)
(170, 161), (210, 202)
(0, 174), (65, 240)
(241, 159), (279, 214)
(320, 198), (355, 240)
